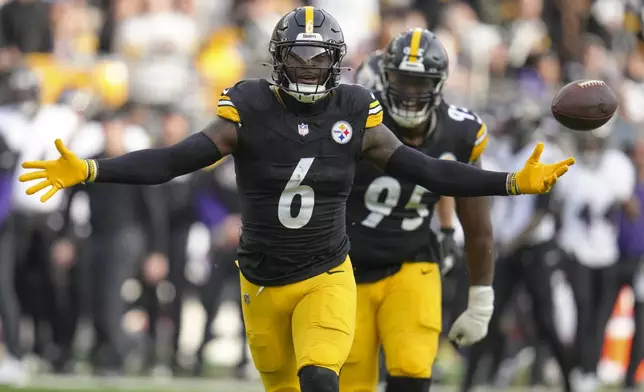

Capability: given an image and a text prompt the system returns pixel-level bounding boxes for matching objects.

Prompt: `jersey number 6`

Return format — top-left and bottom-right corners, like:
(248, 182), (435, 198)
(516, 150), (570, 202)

(362, 176), (430, 231)
(278, 158), (315, 229)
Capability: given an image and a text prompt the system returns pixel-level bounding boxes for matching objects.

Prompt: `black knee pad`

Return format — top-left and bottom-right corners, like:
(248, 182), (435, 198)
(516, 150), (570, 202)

(299, 365), (338, 392)
(386, 375), (432, 392)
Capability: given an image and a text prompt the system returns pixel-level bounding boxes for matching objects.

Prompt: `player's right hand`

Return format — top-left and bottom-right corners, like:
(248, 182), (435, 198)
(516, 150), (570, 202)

(19, 139), (90, 203)
(510, 143), (575, 195)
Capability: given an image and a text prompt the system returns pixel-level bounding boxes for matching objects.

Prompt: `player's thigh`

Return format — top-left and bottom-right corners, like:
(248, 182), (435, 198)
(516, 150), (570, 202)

(239, 272), (299, 391)
(292, 257), (357, 375)
(378, 262), (442, 378)
(340, 281), (382, 392)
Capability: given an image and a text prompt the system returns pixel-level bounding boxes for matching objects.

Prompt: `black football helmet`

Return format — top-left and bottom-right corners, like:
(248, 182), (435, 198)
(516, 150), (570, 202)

(269, 7), (347, 103)
(380, 28), (449, 128)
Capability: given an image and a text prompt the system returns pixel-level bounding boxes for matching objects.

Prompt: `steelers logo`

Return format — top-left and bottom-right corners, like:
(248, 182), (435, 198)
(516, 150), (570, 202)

(331, 121), (353, 144)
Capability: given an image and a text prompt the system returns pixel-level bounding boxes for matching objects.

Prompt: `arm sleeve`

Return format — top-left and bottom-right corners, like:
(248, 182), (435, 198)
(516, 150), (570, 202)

(94, 132), (222, 184)
(385, 145), (511, 197)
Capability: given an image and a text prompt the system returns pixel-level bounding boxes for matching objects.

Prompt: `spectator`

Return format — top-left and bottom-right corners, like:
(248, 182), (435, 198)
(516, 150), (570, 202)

(0, 0), (52, 53)
(114, 0), (198, 108)
(64, 110), (168, 375)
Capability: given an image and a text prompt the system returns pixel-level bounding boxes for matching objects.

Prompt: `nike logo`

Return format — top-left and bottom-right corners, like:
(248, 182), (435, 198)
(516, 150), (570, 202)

(421, 269), (432, 275)
(327, 270), (344, 275)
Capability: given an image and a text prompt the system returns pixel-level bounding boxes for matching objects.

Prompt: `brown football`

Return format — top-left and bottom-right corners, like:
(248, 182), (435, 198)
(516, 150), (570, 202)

(551, 80), (618, 131)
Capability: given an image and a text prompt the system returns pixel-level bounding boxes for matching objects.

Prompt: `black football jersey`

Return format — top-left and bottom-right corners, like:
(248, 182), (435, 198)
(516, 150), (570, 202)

(216, 79), (384, 286)
(347, 52), (489, 283)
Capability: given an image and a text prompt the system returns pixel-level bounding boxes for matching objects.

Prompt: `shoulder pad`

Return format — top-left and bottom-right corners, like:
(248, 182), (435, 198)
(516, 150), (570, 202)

(216, 79), (264, 125)
(440, 103), (488, 163)
(339, 84), (383, 129)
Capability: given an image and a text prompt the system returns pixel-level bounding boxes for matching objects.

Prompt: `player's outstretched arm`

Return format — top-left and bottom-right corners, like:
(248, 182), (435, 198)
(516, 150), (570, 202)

(19, 119), (238, 203)
(361, 123), (575, 197)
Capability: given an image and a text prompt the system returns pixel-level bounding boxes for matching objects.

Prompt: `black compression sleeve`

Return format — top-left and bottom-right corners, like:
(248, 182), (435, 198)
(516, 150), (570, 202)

(93, 132), (222, 184)
(384, 145), (511, 197)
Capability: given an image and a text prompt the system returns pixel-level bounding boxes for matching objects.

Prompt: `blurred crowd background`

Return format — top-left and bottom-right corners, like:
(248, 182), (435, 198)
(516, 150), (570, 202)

(0, 0), (643, 390)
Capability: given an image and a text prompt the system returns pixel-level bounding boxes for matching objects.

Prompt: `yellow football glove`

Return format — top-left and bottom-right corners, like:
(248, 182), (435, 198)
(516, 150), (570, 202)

(509, 142), (575, 195)
(19, 139), (95, 203)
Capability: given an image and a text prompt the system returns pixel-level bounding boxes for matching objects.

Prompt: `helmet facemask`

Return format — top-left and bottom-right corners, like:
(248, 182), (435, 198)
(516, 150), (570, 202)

(382, 68), (445, 128)
(270, 40), (345, 104)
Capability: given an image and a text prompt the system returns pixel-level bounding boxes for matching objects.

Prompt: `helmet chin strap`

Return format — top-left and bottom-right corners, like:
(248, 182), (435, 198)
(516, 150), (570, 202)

(284, 82), (329, 104)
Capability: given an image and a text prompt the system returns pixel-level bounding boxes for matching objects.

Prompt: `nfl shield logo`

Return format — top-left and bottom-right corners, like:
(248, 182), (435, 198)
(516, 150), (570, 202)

(243, 293), (250, 305)
(298, 123), (309, 136)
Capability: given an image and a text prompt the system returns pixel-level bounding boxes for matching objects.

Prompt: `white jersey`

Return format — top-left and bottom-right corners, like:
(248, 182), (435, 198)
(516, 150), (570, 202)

(556, 149), (635, 268)
(0, 105), (81, 213)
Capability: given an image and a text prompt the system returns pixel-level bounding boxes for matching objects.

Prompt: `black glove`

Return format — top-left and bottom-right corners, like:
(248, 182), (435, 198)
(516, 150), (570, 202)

(438, 227), (462, 276)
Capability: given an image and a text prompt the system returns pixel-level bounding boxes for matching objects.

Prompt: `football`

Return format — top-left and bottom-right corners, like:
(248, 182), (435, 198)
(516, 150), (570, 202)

(551, 80), (618, 131)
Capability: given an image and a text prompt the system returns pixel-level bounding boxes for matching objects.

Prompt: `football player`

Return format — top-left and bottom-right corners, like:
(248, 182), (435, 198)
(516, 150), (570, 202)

(556, 128), (635, 392)
(341, 28), (495, 392)
(18, 7), (574, 392)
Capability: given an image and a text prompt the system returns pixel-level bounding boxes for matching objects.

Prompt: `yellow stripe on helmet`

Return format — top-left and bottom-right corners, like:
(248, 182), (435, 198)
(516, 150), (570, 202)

(409, 28), (423, 62)
(305, 6), (315, 33)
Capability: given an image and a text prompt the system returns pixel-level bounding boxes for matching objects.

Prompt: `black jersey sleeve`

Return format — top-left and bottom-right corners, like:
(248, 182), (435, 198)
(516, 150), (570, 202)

(468, 122), (489, 163)
(346, 83), (384, 130)
(216, 82), (246, 125)
(441, 103), (489, 164)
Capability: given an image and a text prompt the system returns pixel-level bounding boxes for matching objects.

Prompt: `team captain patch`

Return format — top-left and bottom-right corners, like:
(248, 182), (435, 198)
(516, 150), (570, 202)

(331, 121), (353, 144)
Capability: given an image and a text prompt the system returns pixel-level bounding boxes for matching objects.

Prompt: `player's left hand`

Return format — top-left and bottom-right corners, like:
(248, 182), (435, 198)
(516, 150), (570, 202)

(511, 143), (575, 195)
(18, 139), (90, 202)
(448, 286), (494, 347)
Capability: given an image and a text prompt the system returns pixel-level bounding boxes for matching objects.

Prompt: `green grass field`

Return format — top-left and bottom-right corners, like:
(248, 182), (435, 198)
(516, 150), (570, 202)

(0, 375), (568, 392)
(0, 376), (263, 392)
(0, 376), (636, 392)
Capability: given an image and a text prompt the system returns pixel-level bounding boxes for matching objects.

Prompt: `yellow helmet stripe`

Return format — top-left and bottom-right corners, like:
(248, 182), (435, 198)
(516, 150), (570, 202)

(305, 6), (315, 33)
(409, 28), (423, 62)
